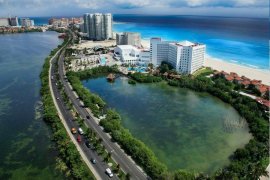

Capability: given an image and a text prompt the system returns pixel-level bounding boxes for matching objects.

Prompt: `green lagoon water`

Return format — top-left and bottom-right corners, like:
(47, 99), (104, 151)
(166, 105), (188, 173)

(83, 76), (252, 174)
(0, 32), (63, 179)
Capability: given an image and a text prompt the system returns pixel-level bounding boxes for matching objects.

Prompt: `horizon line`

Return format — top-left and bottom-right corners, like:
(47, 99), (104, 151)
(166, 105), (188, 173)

(1, 14), (267, 20)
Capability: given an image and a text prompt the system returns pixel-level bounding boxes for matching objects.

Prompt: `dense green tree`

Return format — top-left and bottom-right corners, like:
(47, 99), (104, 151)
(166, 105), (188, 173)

(66, 63), (268, 179)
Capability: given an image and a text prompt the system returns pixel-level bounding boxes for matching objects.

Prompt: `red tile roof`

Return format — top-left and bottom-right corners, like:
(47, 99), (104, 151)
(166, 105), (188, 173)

(251, 80), (262, 85)
(220, 71), (229, 75)
(256, 98), (270, 108)
(230, 72), (239, 78)
(241, 80), (250, 86)
(235, 77), (243, 81)
(225, 76), (234, 81)
(257, 85), (270, 93)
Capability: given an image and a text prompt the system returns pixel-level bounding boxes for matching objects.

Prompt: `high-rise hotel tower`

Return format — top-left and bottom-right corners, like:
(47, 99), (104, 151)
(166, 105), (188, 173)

(150, 38), (206, 74)
(83, 13), (113, 40)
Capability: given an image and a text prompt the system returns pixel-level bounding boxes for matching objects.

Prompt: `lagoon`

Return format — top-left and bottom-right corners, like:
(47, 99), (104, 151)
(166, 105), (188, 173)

(0, 32), (63, 179)
(83, 76), (252, 174)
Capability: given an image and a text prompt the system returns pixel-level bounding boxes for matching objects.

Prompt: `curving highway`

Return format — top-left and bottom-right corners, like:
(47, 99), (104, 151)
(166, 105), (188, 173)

(50, 32), (149, 180)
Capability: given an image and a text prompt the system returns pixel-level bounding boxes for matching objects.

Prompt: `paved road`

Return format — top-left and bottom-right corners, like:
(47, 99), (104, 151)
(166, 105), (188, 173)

(50, 48), (117, 180)
(57, 37), (148, 179)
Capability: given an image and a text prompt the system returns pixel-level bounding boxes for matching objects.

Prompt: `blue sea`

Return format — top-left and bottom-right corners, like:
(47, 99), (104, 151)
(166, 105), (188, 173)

(32, 15), (269, 70)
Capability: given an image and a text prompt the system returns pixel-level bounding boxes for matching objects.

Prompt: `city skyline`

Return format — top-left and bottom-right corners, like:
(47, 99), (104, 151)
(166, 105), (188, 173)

(0, 0), (268, 18)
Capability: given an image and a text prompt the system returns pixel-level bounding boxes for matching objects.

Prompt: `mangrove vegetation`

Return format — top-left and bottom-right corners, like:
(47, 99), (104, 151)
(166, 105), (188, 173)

(66, 64), (268, 179)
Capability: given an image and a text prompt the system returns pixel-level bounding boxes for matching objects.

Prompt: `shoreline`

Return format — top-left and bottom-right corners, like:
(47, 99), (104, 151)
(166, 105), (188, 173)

(141, 39), (269, 85)
(205, 55), (270, 85)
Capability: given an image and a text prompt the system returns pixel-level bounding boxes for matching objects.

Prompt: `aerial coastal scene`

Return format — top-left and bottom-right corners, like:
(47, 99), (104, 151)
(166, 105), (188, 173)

(0, 0), (269, 180)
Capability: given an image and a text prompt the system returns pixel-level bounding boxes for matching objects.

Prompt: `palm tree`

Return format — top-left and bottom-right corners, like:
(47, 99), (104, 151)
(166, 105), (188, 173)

(115, 164), (120, 174)
(78, 117), (84, 126)
(107, 152), (111, 159)
(100, 145), (105, 154)
(148, 63), (154, 70)
(126, 173), (131, 180)
(90, 131), (96, 140)
(85, 128), (91, 139)
(104, 152), (111, 162)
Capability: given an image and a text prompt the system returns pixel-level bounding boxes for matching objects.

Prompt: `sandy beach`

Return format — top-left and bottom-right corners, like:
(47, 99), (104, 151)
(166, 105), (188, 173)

(205, 56), (270, 85)
(72, 39), (269, 85)
(141, 39), (150, 49)
(142, 39), (269, 85)
(72, 40), (116, 49)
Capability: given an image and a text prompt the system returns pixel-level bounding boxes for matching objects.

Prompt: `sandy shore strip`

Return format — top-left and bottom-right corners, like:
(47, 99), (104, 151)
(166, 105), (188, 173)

(71, 40), (116, 49)
(141, 39), (150, 48)
(205, 56), (270, 85)
(73, 39), (269, 85)
(142, 39), (269, 85)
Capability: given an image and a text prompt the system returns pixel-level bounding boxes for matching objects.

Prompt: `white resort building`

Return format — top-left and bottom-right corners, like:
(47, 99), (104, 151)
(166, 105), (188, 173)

(114, 45), (150, 65)
(150, 38), (206, 74)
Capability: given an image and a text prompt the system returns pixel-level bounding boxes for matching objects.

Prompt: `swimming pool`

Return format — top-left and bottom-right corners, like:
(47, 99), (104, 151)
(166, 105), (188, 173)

(100, 56), (106, 65)
(128, 66), (147, 73)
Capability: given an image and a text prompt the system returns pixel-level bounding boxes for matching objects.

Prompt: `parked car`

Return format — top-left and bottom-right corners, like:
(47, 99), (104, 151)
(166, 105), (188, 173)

(86, 115), (90, 119)
(71, 128), (77, 134)
(85, 141), (91, 148)
(78, 128), (84, 135)
(105, 168), (113, 178)
(77, 135), (81, 142)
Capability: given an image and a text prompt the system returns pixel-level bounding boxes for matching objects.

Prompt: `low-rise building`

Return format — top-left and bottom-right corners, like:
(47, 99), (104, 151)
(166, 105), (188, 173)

(256, 97), (270, 109)
(114, 45), (150, 65)
(49, 17), (81, 28)
(214, 70), (270, 98)
(256, 85), (269, 96)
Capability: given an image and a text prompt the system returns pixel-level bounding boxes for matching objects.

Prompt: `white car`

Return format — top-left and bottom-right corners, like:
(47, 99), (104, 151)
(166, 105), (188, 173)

(78, 128), (84, 135)
(105, 168), (113, 178)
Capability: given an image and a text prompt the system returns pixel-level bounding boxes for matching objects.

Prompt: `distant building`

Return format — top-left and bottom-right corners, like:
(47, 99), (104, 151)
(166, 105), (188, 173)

(20, 18), (35, 27)
(48, 17), (81, 28)
(116, 33), (125, 45)
(9, 16), (19, 26)
(116, 32), (141, 47)
(114, 45), (150, 65)
(83, 13), (113, 40)
(0, 18), (10, 26)
(150, 38), (206, 74)
(79, 23), (85, 33)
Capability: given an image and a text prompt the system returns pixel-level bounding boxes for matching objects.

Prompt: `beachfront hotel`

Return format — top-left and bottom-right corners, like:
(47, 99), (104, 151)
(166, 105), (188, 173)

(83, 13), (113, 40)
(114, 45), (150, 65)
(150, 38), (206, 74)
(116, 32), (141, 47)
(0, 16), (19, 27)
(20, 18), (35, 27)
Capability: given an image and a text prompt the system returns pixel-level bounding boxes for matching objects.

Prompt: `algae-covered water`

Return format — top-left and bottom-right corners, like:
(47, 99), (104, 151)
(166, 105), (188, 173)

(83, 77), (252, 174)
(0, 32), (64, 179)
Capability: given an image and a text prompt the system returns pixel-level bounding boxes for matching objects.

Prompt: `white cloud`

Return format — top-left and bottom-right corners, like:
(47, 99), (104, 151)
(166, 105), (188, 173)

(0, 0), (268, 17)
(185, 0), (210, 7)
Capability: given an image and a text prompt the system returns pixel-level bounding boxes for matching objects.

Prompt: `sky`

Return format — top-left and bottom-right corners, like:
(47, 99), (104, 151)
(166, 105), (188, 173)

(0, 0), (268, 18)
